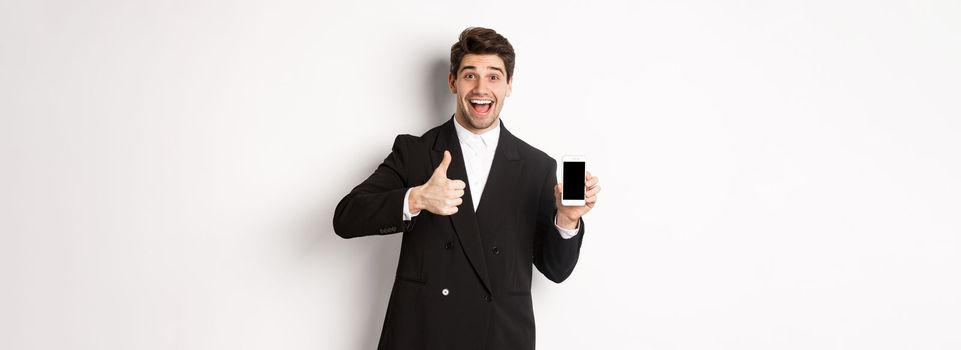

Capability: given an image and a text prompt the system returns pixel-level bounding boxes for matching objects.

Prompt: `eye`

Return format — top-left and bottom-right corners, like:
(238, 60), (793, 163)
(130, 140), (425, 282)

(465, 73), (475, 79)
(490, 75), (500, 80)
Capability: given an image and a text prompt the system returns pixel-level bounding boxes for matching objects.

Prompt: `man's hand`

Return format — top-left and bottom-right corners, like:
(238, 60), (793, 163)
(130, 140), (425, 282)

(554, 171), (600, 229)
(409, 150), (467, 216)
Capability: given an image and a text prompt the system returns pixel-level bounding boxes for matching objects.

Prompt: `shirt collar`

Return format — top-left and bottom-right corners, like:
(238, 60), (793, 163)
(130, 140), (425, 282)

(453, 116), (501, 150)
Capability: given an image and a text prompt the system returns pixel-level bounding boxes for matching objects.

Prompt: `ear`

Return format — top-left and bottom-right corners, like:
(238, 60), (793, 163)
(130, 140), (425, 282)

(448, 72), (457, 94)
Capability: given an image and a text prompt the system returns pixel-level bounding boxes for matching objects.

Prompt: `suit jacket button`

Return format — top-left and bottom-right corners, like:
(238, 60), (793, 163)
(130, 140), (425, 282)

(441, 288), (449, 296)
(445, 241), (453, 249)
(483, 295), (492, 302)
(491, 246), (500, 255)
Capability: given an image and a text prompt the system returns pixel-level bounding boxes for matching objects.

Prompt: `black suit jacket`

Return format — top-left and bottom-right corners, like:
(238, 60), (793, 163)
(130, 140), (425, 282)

(333, 118), (585, 350)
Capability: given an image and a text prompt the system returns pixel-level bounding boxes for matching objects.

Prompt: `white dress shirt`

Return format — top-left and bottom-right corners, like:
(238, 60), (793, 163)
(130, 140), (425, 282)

(403, 118), (579, 239)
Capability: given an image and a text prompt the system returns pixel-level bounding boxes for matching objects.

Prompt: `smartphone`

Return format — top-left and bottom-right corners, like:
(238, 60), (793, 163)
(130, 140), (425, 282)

(561, 155), (586, 206)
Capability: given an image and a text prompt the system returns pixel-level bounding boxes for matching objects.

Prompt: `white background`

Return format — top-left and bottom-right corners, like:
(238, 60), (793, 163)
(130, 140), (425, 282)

(2, 0), (960, 349)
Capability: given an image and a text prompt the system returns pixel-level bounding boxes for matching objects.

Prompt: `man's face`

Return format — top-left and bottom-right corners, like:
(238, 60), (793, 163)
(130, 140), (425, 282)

(449, 54), (512, 133)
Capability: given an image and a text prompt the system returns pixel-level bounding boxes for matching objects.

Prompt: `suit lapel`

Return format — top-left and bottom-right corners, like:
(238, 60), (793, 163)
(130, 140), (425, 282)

(474, 123), (522, 232)
(433, 118), (492, 294)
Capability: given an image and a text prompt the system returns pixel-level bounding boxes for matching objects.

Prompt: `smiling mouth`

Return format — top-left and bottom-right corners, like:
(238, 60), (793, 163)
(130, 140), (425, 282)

(469, 99), (493, 115)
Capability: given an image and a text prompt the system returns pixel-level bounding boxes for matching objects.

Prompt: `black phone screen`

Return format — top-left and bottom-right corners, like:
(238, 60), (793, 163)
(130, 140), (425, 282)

(563, 161), (585, 200)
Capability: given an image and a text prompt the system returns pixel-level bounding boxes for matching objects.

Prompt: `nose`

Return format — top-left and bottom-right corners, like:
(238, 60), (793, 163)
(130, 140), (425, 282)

(472, 78), (489, 94)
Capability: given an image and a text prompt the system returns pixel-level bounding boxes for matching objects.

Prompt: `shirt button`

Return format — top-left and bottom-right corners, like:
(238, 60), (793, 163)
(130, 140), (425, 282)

(441, 288), (450, 296)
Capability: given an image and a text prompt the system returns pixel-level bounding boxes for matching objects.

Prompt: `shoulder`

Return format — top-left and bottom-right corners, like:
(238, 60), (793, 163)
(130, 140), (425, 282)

(511, 131), (557, 171)
(391, 133), (422, 147)
(390, 126), (433, 149)
(389, 122), (446, 153)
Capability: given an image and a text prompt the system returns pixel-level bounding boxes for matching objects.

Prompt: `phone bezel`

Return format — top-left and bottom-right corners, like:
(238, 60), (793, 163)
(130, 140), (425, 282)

(561, 155), (586, 206)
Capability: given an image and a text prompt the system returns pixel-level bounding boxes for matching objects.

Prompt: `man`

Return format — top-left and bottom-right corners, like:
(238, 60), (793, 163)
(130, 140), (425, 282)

(333, 27), (601, 350)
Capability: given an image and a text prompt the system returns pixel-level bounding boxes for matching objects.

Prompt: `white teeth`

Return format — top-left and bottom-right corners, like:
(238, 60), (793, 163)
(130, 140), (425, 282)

(470, 100), (492, 104)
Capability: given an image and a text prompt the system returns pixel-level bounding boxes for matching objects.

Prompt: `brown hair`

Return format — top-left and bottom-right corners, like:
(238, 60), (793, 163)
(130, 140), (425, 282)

(450, 27), (515, 81)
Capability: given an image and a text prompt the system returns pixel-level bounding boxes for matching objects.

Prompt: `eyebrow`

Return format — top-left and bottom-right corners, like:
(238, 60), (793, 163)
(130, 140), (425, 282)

(459, 66), (505, 74)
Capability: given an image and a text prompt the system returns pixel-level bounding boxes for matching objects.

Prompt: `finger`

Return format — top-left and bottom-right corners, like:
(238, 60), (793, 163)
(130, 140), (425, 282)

(586, 195), (597, 204)
(587, 175), (599, 188)
(449, 197), (463, 206)
(447, 206), (459, 215)
(449, 179), (466, 190)
(586, 171), (593, 180)
(586, 184), (601, 197)
(451, 189), (464, 198)
(434, 150), (452, 176)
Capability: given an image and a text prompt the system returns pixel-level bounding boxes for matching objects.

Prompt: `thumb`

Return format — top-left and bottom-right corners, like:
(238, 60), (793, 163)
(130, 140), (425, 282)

(434, 150), (452, 177)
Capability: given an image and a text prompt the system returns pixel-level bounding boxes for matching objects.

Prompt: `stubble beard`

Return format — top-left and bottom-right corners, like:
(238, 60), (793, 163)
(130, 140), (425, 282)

(458, 104), (499, 132)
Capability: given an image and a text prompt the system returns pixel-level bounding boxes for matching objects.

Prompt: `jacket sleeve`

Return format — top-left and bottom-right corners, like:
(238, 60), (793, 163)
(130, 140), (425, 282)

(533, 159), (585, 283)
(332, 135), (415, 239)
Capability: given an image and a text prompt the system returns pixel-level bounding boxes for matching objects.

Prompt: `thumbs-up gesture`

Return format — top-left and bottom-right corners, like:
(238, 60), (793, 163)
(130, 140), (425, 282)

(409, 150), (467, 216)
